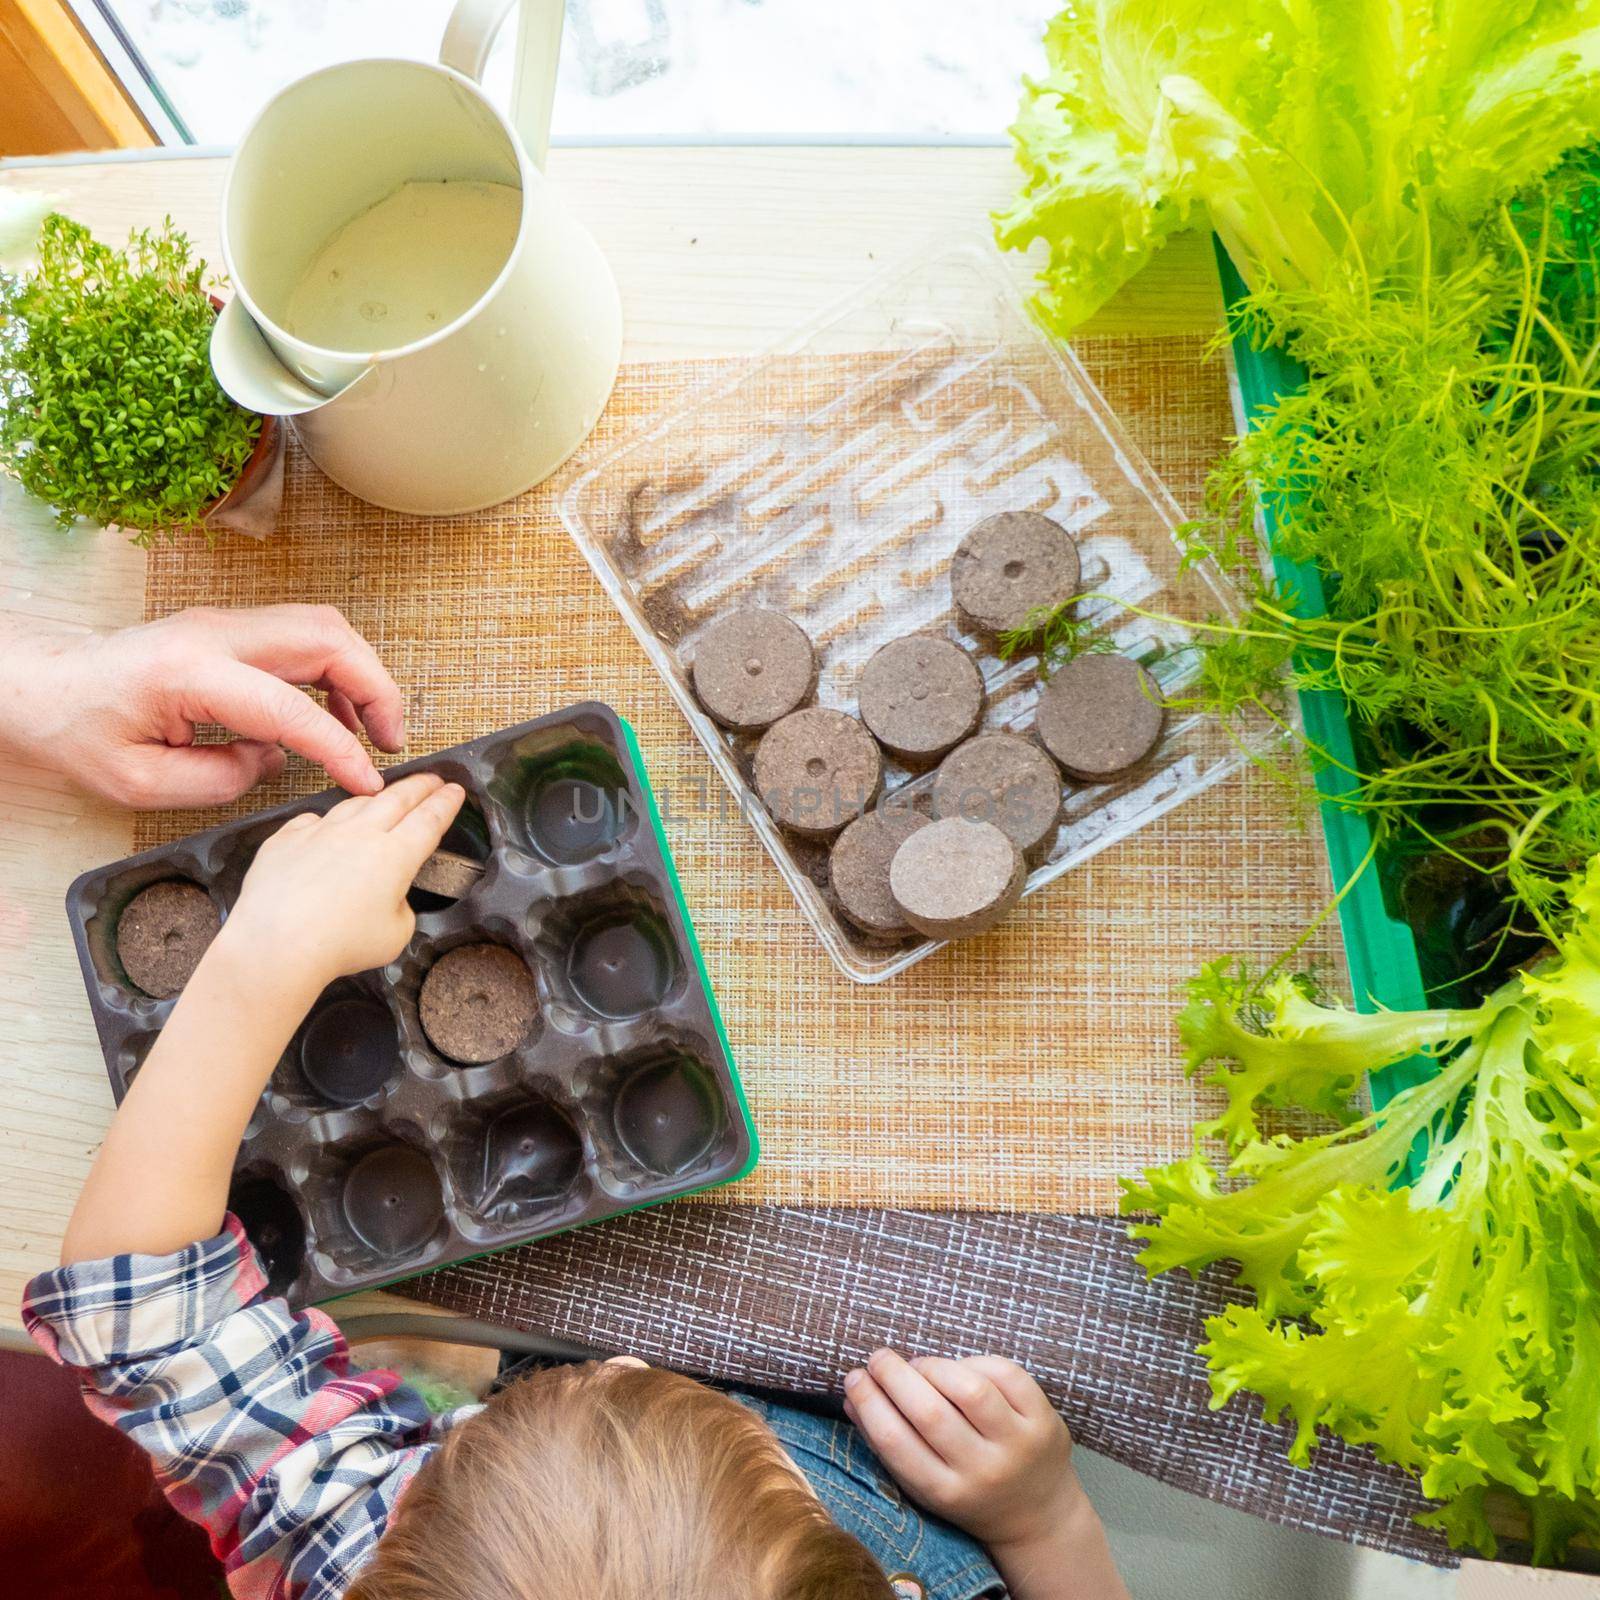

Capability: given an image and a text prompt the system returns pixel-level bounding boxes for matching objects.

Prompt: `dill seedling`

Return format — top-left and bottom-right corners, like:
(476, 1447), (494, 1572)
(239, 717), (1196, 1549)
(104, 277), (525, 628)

(1019, 156), (1600, 941)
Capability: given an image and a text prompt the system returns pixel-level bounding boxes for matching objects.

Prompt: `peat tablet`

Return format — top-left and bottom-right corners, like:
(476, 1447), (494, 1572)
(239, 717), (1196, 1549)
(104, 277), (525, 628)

(1034, 653), (1165, 781)
(950, 511), (1082, 636)
(419, 943), (539, 1065)
(829, 805), (933, 935)
(691, 608), (817, 731)
(888, 816), (1026, 940)
(116, 879), (220, 999)
(753, 707), (883, 836)
(932, 732), (1062, 857)
(857, 634), (985, 763)
(411, 849), (486, 901)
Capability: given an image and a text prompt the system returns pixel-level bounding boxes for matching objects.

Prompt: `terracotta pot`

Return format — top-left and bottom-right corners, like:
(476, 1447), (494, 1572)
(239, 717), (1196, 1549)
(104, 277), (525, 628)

(206, 410), (281, 519)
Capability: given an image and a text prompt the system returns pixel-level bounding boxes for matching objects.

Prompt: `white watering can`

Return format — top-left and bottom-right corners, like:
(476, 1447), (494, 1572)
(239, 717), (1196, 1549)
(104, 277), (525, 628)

(210, 0), (621, 515)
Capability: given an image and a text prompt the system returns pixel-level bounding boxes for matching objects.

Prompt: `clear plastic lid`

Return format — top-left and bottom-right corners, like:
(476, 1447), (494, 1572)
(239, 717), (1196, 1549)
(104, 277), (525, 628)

(558, 239), (1274, 982)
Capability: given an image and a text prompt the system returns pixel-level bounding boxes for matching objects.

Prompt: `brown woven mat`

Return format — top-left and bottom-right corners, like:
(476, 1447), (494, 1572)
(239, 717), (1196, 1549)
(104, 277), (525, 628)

(402, 1201), (1449, 1566)
(140, 342), (1343, 1213)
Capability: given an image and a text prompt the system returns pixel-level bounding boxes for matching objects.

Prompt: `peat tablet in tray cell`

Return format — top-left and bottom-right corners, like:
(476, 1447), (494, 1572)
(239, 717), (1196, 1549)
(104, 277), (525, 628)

(950, 511), (1081, 637)
(691, 608), (817, 731)
(419, 943), (540, 1065)
(829, 806), (932, 936)
(411, 849), (486, 901)
(932, 733), (1063, 858)
(115, 880), (220, 999)
(857, 635), (985, 764)
(1034, 654), (1166, 781)
(753, 707), (883, 837)
(889, 816), (1026, 941)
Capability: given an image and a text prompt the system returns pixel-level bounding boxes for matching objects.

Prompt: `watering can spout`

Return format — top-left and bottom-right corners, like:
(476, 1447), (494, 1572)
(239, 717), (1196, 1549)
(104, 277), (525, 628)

(210, 295), (374, 418)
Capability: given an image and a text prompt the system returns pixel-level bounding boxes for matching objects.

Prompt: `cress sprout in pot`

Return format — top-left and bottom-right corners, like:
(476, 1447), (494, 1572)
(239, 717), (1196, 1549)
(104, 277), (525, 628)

(0, 214), (261, 543)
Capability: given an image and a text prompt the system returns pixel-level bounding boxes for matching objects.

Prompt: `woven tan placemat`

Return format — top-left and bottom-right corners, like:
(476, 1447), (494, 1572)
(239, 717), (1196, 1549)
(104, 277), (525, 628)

(139, 340), (1343, 1215)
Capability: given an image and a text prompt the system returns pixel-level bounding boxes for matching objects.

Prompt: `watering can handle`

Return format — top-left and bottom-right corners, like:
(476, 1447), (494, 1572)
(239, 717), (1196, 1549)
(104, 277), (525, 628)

(440, 0), (563, 171)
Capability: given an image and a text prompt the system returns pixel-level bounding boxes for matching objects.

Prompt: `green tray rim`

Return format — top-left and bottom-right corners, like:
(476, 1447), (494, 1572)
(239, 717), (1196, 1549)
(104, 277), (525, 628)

(1214, 241), (1435, 1131)
(618, 714), (761, 1183)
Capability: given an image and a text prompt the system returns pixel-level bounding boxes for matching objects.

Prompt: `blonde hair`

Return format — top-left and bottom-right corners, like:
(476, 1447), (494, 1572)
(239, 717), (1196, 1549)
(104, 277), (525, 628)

(348, 1361), (895, 1600)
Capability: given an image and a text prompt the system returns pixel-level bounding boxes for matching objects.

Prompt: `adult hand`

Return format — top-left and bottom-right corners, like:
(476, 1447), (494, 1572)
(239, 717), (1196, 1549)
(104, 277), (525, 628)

(0, 605), (406, 808)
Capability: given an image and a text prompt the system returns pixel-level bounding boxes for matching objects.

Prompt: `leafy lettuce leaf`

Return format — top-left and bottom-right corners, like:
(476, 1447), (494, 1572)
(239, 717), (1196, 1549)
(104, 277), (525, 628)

(997, 1), (1600, 332)
(1125, 856), (1600, 1560)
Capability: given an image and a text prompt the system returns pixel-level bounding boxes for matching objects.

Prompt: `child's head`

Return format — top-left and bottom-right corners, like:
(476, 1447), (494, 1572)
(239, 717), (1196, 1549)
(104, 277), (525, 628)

(348, 1360), (894, 1600)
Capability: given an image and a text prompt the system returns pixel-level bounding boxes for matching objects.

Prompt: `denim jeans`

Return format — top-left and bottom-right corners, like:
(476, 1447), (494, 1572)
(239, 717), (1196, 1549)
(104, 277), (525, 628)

(734, 1393), (1008, 1600)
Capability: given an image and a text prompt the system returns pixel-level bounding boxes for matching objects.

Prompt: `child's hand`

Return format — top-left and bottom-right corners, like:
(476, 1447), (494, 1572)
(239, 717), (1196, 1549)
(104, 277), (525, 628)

(222, 773), (465, 991)
(844, 1351), (1126, 1599)
(61, 772), (466, 1269)
(843, 1350), (1078, 1549)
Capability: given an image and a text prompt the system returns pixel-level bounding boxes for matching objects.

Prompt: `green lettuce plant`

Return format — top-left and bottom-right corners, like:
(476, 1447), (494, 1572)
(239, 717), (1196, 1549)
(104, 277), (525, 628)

(0, 213), (260, 543)
(999, 3), (1600, 1559)
(996, 0), (1600, 332)
(1125, 856), (1600, 1559)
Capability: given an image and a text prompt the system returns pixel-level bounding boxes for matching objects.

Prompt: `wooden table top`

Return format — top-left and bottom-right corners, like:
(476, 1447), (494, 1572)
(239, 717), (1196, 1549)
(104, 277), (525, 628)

(0, 146), (1222, 1330)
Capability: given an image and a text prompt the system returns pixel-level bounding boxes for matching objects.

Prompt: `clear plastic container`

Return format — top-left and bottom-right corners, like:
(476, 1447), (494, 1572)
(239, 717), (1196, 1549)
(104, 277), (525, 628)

(558, 240), (1274, 982)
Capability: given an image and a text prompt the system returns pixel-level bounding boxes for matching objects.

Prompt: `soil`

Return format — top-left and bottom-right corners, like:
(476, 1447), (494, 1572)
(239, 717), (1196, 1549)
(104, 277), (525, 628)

(950, 511), (1082, 636)
(889, 816), (1025, 939)
(419, 943), (540, 1065)
(115, 880), (221, 999)
(753, 706), (883, 836)
(691, 608), (818, 730)
(856, 634), (984, 763)
(829, 804), (933, 935)
(932, 732), (1063, 857)
(1034, 654), (1165, 780)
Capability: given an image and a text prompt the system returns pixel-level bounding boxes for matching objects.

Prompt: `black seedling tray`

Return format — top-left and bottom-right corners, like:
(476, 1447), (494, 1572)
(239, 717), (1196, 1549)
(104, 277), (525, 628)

(65, 703), (756, 1305)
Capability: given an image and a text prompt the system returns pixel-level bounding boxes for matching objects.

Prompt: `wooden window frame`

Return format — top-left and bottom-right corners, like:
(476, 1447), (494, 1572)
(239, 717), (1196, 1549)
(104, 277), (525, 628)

(1, 0), (157, 156)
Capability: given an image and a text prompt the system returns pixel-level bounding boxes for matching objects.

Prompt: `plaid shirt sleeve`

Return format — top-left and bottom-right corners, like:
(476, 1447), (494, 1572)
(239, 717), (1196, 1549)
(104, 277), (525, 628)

(22, 1214), (471, 1600)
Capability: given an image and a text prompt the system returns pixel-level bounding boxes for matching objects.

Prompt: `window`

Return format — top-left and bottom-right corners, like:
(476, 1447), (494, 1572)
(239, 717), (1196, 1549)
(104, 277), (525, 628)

(70, 0), (1054, 145)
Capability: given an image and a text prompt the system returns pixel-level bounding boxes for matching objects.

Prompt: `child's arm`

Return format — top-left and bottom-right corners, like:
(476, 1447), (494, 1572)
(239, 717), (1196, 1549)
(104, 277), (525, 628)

(844, 1349), (1130, 1600)
(28, 775), (469, 1600)
(61, 772), (463, 1263)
